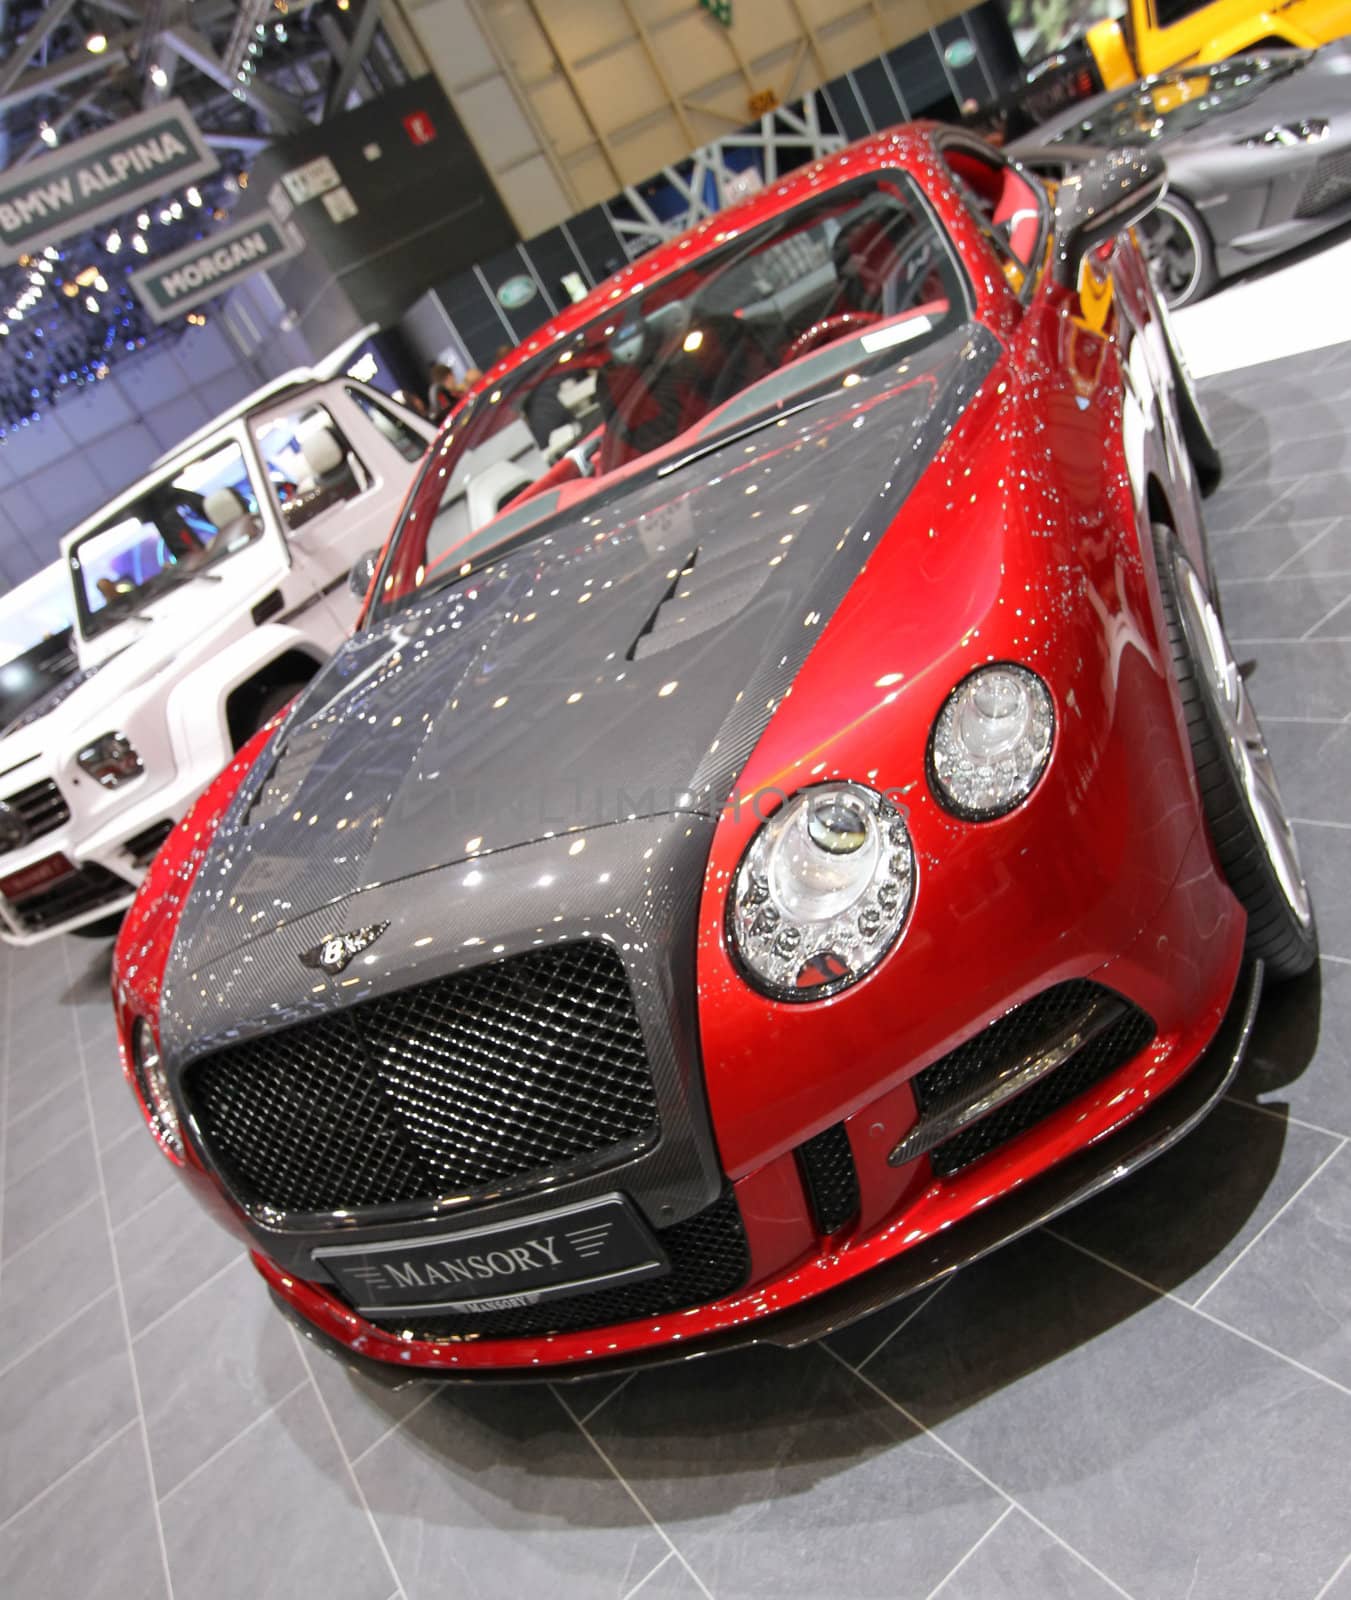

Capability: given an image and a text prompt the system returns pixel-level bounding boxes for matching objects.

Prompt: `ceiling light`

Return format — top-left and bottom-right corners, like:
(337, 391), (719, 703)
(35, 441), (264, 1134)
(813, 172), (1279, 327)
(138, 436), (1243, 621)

(169, 201), (183, 219)
(85, 295), (100, 312)
(39, 123), (58, 147)
(131, 234), (148, 254)
(137, 212), (150, 230)
(85, 32), (108, 53)
(150, 64), (169, 89)
(186, 186), (201, 207)
(42, 245), (58, 260)
(158, 208), (172, 224)
(105, 230), (121, 252)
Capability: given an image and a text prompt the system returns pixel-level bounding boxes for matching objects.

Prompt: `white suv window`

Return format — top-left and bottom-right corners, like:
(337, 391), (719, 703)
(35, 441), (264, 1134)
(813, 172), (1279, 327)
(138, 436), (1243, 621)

(254, 403), (371, 533)
(70, 438), (264, 639)
(344, 385), (426, 464)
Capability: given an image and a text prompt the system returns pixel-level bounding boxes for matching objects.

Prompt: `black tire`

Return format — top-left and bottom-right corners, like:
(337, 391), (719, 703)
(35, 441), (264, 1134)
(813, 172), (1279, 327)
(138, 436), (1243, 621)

(1140, 193), (1217, 310)
(71, 913), (124, 940)
(1153, 528), (1317, 979)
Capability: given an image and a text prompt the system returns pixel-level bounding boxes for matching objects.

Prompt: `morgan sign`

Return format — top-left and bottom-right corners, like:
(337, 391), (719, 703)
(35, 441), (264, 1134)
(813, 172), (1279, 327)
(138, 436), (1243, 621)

(0, 100), (217, 265)
(129, 214), (300, 323)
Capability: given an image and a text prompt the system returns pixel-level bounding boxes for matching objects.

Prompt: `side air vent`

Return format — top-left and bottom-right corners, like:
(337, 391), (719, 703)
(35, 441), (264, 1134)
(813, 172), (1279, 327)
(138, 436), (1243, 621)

(797, 1121), (860, 1234)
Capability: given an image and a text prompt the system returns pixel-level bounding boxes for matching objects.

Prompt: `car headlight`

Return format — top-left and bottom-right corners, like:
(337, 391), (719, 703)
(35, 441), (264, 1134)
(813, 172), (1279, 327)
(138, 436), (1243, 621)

(928, 664), (1054, 820)
(132, 1016), (183, 1157)
(77, 732), (143, 789)
(729, 783), (915, 1000)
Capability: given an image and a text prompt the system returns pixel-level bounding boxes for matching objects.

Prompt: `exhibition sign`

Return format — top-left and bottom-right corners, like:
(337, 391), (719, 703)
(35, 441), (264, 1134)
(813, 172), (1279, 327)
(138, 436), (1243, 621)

(0, 99), (217, 265)
(129, 214), (300, 322)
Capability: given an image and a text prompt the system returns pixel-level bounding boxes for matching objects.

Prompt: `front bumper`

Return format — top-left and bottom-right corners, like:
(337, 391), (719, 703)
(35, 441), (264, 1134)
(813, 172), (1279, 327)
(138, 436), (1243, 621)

(258, 957), (1261, 1384)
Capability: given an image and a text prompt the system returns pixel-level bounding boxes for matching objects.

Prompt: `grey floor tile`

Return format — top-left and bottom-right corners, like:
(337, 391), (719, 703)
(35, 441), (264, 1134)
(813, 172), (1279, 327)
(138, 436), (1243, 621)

(2, 1089), (91, 1188)
(932, 1508), (1120, 1600)
(1198, 1142), (1351, 1389)
(1278, 517), (1351, 577)
(865, 1231), (1351, 1600)
(1270, 476), (1351, 528)
(298, 1332), (433, 1464)
(1201, 476), (1284, 535)
(1264, 719), (1351, 826)
(1, 1121), (100, 1260)
(357, 1386), (669, 1600)
(0, 1195), (116, 1360)
(1318, 1556), (1351, 1599)
(1236, 640), (1351, 720)
(552, 1370), (637, 1426)
(1233, 959), (1351, 1138)
(590, 1343), (1005, 1600)
(84, 1045), (144, 1151)
(100, 1121), (179, 1229)
(1295, 823), (1351, 961)
(1052, 1098), (1340, 1302)
(160, 1386), (391, 1600)
(0, 1425), (167, 1600)
(4, 1041), (83, 1123)
(1209, 519), (1332, 582)
(113, 1179), (244, 1335)
(1257, 430), (1351, 483)
(134, 1255), (307, 1496)
(1224, 573), (1351, 642)
(0, 1287), (136, 1524)
(823, 1280), (945, 1369)
(627, 1551), (708, 1598)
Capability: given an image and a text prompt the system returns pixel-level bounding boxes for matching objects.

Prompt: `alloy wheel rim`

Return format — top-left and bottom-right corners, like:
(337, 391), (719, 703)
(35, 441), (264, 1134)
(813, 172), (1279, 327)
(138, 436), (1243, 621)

(1177, 558), (1314, 931)
(1141, 204), (1201, 307)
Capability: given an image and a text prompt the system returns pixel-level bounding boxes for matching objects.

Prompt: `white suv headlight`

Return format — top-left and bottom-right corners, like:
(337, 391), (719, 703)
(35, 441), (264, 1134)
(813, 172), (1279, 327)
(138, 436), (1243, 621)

(928, 664), (1054, 819)
(729, 783), (915, 1000)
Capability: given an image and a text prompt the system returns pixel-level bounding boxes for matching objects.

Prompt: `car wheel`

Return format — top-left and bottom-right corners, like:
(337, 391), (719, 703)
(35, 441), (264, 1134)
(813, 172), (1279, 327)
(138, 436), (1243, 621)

(1155, 528), (1317, 979)
(1138, 194), (1216, 310)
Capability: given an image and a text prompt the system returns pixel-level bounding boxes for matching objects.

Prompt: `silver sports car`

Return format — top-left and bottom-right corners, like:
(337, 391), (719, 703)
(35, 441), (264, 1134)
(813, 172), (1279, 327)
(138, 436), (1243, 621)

(1014, 43), (1351, 307)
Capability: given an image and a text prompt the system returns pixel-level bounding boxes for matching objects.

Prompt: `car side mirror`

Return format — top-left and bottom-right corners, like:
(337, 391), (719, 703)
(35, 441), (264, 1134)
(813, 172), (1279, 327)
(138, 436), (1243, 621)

(349, 548), (379, 600)
(1052, 147), (1166, 289)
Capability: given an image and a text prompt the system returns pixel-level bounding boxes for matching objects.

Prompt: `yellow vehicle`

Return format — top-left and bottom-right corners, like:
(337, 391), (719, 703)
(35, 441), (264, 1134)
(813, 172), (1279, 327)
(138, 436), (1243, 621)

(1087, 0), (1351, 85)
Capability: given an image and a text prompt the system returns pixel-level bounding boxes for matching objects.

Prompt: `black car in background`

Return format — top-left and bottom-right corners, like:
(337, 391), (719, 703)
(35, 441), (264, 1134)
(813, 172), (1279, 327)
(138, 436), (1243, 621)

(1014, 43), (1351, 306)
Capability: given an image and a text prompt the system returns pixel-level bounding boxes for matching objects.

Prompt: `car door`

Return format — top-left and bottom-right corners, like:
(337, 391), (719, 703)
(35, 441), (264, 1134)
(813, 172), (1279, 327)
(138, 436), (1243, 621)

(247, 382), (429, 632)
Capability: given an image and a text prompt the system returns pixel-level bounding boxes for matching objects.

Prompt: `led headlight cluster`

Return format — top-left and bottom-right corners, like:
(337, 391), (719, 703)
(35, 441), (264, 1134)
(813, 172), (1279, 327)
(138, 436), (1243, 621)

(929, 664), (1053, 819)
(132, 1017), (183, 1157)
(77, 731), (143, 789)
(729, 783), (915, 1000)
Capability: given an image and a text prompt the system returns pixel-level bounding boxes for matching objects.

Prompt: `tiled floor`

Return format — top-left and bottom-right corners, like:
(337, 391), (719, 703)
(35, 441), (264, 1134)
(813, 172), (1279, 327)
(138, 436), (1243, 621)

(3, 341), (1351, 1600)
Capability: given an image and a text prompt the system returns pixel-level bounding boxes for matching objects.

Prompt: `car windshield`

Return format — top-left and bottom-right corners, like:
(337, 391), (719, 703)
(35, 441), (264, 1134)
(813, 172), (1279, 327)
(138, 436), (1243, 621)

(69, 437), (266, 640)
(1052, 54), (1306, 147)
(370, 170), (967, 621)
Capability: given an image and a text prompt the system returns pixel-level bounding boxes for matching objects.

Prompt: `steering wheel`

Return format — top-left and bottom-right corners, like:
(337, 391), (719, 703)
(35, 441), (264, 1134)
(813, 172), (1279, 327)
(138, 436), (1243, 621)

(782, 310), (881, 365)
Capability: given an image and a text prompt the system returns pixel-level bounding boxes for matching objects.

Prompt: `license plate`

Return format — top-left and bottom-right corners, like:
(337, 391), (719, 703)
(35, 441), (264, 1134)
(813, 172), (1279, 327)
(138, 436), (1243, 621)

(315, 1193), (667, 1316)
(0, 853), (74, 902)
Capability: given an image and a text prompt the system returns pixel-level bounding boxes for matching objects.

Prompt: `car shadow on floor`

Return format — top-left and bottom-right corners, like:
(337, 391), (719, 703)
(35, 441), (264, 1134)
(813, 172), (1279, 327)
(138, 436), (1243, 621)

(282, 964), (1325, 1516)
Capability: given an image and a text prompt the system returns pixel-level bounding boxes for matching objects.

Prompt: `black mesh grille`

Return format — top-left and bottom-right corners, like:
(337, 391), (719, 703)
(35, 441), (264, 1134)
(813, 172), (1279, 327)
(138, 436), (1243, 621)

(2, 777), (70, 845)
(914, 981), (1155, 1177)
(123, 819), (175, 866)
(367, 1186), (749, 1342)
(1295, 149), (1351, 219)
(5, 861), (129, 931)
(183, 941), (660, 1219)
(797, 1122), (860, 1234)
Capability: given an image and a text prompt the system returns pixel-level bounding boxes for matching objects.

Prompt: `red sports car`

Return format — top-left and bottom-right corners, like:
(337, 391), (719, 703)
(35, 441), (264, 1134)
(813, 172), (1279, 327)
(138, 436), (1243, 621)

(110, 126), (1315, 1380)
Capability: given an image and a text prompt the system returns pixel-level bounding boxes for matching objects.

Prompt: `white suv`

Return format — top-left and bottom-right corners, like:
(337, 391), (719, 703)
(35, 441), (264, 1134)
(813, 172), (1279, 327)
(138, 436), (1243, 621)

(0, 370), (434, 944)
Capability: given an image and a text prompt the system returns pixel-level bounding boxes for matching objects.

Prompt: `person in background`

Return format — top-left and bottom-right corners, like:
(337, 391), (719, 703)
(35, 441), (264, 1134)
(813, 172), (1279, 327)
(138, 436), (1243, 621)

(428, 362), (461, 422)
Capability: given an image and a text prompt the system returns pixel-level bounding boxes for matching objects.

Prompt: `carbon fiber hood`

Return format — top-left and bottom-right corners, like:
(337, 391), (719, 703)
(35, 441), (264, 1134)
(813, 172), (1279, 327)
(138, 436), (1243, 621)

(170, 324), (997, 980)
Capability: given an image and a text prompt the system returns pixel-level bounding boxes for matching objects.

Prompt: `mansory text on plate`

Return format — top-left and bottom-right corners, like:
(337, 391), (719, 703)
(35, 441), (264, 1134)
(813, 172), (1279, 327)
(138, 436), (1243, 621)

(111, 126), (1316, 1379)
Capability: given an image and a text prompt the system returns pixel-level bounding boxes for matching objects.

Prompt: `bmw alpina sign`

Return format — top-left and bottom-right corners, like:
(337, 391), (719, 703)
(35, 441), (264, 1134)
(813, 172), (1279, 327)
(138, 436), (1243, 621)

(0, 100), (217, 265)
(130, 214), (300, 323)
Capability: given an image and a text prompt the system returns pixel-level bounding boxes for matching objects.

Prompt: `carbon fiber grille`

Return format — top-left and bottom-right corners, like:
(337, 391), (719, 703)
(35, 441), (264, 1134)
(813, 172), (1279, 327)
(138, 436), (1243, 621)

(797, 1122), (860, 1234)
(368, 1186), (749, 1342)
(6, 862), (129, 931)
(1295, 149), (1351, 219)
(2, 777), (70, 845)
(183, 941), (660, 1219)
(915, 981), (1155, 1177)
